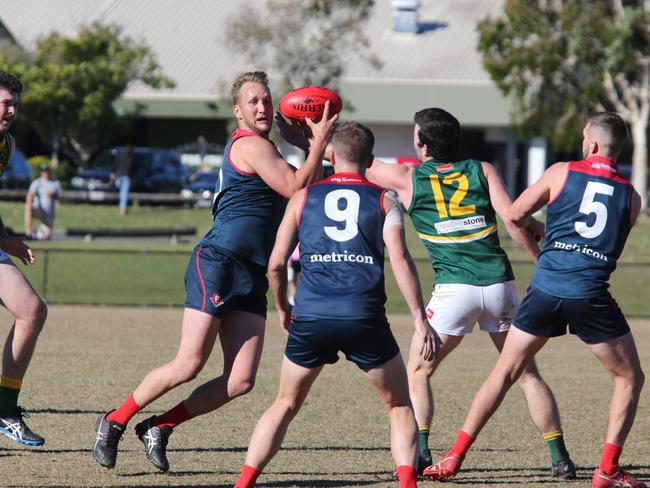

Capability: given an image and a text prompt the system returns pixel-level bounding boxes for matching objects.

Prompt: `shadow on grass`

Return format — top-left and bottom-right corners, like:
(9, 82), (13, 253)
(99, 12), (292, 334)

(428, 465), (650, 485)
(167, 445), (390, 454)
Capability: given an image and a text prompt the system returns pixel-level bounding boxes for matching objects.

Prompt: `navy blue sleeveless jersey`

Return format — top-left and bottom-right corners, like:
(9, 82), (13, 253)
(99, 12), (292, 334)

(292, 173), (388, 320)
(200, 129), (287, 267)
(531, 156), (633, 298)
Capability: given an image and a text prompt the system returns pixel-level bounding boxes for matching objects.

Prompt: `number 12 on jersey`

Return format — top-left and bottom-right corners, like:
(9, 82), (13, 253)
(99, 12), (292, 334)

(429, 173), (476, 218)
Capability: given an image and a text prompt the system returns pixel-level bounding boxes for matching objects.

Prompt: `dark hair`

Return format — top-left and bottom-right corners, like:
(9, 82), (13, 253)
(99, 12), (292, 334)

(587, 111), (628, 157)
(413, 108), (460, 161)
(332, 122), (375, 165)
(0, 70), (23, 94)
(231, 71), (269, 105)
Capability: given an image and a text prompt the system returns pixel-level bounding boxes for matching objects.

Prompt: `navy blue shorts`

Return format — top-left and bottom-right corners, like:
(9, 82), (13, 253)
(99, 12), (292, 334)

(514, 286), (629, 343)
(184, 244), (268, 318)
(285, 316), (400, 370)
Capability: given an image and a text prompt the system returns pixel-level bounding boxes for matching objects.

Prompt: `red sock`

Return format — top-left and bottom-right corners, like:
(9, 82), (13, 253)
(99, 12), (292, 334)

(106, 392), (142, 426)
(234, 464), (261, 488)
(450, 430), (476, 457)
(599, 442), (622, 476)
(154, 401), (192, 429)
(396, 465), (417, 488)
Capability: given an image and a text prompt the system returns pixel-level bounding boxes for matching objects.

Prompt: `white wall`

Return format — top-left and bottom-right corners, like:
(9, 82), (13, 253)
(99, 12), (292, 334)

(365, 123), (415, 160)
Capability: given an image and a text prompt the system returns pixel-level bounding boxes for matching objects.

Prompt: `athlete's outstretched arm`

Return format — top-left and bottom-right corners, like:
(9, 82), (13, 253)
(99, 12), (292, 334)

(268, 191), (303, 332)
(383, 195), (437, 361)
(241, 102), (338, 198)
(482, 162), (541, 262)
(365, 159), (414, 208)
(508, 163), (568, 225)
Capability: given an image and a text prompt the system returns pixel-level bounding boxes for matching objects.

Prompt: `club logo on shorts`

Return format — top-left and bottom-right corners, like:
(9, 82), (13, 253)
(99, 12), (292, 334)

(210, 292), (223, 308)
(426, 308), (434, 319)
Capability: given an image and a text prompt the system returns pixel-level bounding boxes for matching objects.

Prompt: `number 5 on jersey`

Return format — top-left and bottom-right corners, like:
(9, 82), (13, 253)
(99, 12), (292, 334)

(575, 182), (614, 239)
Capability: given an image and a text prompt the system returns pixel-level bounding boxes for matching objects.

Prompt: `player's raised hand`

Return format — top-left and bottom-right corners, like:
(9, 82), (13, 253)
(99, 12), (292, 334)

(1, 237), (36, 265)
(305, 101), (338, 147)
(275, 112), (309, 152)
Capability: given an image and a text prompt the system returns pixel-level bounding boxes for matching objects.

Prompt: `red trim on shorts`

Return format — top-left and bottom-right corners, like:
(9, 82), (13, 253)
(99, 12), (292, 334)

(297, 188), (309, 226)
(228, 129), (260, 176)
(195, 245), (207, 312)
(548, 163), (570, 206)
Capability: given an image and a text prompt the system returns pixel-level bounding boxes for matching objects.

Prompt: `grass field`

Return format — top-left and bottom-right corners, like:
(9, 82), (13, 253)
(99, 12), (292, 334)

(1, 202), (649, 314)
(0, 306), (648, 488)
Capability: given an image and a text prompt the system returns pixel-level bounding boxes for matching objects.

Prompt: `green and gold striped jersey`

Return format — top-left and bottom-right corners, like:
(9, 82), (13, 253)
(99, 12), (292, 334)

(408, 158), (514, 286)
(0, 132), (11, 177)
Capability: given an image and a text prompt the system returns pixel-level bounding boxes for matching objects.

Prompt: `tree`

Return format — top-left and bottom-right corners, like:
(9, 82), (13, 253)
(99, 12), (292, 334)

(225, 0), (380, 91)
(477, 0), (650, 210)
(0, 22), (174, 166)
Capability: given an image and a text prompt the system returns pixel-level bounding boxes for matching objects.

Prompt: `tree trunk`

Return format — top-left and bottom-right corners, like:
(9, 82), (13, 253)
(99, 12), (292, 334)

(630, 117), (648, 213)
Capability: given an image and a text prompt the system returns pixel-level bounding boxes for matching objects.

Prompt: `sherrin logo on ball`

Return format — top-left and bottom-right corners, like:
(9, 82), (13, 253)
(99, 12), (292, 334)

(279, 86), (342, 122)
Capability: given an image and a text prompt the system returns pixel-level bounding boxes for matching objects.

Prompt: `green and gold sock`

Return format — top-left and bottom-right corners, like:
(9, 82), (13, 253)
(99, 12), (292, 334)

(544, 430), (569, 464)
(0, 375), (22, 414)
(418, 425), (430, 451)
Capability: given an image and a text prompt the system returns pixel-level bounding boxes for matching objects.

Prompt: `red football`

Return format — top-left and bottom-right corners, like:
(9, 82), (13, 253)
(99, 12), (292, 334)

(279, 86), (342, 122)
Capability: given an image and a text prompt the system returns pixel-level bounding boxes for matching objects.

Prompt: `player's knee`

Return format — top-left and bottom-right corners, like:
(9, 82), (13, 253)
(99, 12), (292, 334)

(629, 368), (645, 393)
(276, 395), (302, 416)
(174, 359), (205, 384)
(228, 377), (255, 398)
(383, 390), (412, 411)
(25, 299), (47, 333)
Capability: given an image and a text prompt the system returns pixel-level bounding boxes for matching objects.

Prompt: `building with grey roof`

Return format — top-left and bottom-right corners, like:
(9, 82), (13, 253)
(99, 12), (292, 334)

(0, 0), (540, 192)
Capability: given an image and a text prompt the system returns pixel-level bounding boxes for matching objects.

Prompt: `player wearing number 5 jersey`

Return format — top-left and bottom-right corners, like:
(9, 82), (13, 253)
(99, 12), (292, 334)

(234, 122), (439, 488)
(426, 112), (645, 488)
(365, 108), (574, 477)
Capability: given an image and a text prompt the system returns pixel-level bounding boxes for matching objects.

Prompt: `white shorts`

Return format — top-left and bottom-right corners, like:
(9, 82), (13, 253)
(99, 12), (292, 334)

(425, 281), (519, 336)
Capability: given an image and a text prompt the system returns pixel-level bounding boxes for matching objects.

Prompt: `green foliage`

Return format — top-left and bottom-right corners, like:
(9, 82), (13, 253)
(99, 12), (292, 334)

(477, 0), (649, 151)
(477, 0), (607, 150)
(51, 160), (76, 188)
(0, 22), (174, 166)
(226, 0), (380, 91)
(27, 155), (51, 178)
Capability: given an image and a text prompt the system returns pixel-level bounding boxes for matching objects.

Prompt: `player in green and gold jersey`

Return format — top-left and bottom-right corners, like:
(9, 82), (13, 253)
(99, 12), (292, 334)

(365, 108), (575, 479)
(0, 71), (48, 447)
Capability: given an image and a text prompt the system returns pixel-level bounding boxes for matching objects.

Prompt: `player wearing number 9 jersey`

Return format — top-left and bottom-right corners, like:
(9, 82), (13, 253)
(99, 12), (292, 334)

(365, 108), (573, 477)
(233, 122), (439, 488)
(425, 112), (645, 488)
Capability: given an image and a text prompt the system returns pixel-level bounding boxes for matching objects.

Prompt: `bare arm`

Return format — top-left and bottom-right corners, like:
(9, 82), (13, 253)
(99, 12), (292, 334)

(383, 196), (437, 360)
(268, 190), (303, 331)
(629, 189), (641, 227)
(24, 189), (34, 237)
(365, 158), (414, 208)
(238, 102), (338, 198)
(482, 162), (541, 262)
(508, 163), (567, 225)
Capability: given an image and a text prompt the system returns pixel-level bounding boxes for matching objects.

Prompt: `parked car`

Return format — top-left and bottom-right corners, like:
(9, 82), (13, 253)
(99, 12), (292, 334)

(71, 146), (189, 193)
(0, 149), (32, 189)
(181, 170), (219, 201)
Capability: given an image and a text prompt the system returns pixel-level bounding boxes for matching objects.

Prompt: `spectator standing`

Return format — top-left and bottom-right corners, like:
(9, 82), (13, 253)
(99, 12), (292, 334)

(24, 164), (61, 240)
